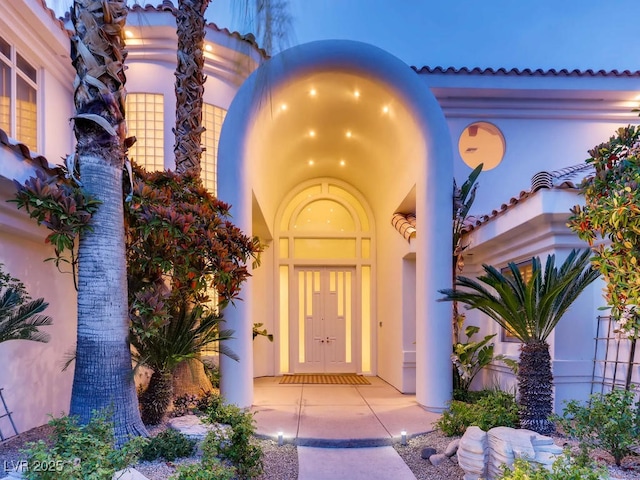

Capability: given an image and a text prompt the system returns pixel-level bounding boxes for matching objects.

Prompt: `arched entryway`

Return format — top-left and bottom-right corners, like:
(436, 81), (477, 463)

(218, 39), (453, 413)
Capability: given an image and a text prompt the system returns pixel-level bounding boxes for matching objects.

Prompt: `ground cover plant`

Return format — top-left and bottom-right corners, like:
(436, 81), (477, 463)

(498, 454), (608, 480)
(140, 428), (196, 462)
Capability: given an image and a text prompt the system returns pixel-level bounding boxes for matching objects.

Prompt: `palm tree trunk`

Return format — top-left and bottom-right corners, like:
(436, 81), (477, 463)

(69, 0), (147, 444)
(173, 0), (210, 175)
(518, 340), (554, 435)
(140, 370), (174, 425)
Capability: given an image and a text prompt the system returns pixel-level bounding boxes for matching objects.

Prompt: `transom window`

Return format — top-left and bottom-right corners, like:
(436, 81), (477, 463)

(0, 36), (38, 151)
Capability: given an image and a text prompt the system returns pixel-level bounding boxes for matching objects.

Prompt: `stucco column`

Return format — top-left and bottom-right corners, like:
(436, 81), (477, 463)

(415, 135), (453, 412)
(220, 279), (254, 408)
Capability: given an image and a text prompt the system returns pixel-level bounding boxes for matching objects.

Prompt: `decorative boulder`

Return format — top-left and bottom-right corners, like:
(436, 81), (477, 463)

(421, 447), (437, 459)
(457, 426), (489, 480)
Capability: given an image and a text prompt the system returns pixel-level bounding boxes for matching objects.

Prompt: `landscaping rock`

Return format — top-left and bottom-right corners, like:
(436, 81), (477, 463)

(421, 447), (437, 459)
(429, 453), (448, 466)
(444, 438), (460, 457)
(457, 426), (488, 480)
(167, 415), (231, 442)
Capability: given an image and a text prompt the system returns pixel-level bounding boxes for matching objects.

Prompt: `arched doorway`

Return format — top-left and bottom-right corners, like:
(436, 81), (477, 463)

(218, 39), (453, 411)
(275, 179), (374, 374)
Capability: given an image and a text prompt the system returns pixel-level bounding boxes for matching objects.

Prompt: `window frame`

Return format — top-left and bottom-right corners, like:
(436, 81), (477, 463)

(0, 35), (39, 152)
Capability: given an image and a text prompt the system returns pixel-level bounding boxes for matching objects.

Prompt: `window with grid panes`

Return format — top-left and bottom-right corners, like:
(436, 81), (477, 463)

(500, 260), (533, 342)
(202, 103), (226, 195)
(0, 36), (38, 151)
(127, 93), (164, 171)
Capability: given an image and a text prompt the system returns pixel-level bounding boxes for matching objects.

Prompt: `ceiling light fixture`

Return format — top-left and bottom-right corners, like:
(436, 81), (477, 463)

(125, 30), (134, 38)
(339, 159), (346, 166)
(310, 88), (317, 96)
(205, 44), (212, 52)
(382, 105), (389, 114)
(309, 130), (316, 137)
(308, 159), (315, 166)
(345, 130), (352, 138)
(354, 90), (360, 98)
(280, 103), (287, 111)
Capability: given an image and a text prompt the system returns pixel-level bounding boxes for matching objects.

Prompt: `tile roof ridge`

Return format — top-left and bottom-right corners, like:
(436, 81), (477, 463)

(412, 65), (640, 77)
(0, 128), (55, 175)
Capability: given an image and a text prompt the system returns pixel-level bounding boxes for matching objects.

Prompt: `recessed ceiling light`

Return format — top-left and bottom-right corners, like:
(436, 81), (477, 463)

(382, 105), (389, 114)
(339, 159), (346, 166)
(345, 130), (352, 138)
(205, 44), (212, 52)
(280, 103), (288, 111)
(308, 159), (315, 166)
(310, 88), (317, 96)
(309, 130), (316, 137)
(125, 30), (134, 38)
(354, 90), (360, 98)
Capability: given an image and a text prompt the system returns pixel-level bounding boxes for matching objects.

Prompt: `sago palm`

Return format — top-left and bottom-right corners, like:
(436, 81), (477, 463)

(439, 249), (599, 434)
(131, 302), (238, 425)
(0, 289), (52, 344)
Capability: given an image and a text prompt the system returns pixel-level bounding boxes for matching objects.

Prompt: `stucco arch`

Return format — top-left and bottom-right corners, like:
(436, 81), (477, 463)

(218, 40), (453, 412)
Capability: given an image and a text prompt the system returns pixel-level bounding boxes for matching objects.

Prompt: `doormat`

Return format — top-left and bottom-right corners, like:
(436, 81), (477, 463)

(280, 374), (371, 385)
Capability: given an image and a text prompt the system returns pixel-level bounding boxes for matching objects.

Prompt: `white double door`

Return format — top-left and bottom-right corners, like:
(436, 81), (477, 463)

(293, 267), (357, 373)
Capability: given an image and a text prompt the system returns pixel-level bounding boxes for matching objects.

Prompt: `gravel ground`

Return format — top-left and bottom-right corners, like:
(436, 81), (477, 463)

(3, 424), (640, 479)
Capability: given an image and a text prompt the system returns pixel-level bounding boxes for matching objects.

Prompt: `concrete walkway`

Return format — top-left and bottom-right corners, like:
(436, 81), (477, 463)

(251, 376), (440, 446)
(251, 376), (440, 479)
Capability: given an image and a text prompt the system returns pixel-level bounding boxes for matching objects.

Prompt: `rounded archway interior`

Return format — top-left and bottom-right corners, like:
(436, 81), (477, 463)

(218, 40), (453, 412)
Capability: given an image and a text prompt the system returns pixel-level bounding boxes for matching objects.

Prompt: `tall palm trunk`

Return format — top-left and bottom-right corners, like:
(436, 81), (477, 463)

(518, 340), (554, 434)
(171, 0), (214, 397)
(69, 0), (147, 443)
(173, 0), (209, 175)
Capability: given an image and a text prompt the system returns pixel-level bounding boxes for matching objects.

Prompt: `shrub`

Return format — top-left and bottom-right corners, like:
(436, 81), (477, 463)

(21, 412), (147, 480)
(140, 428), (196, 462)
(436, 390), (519, 436)
(202, 402), (264, 479)
(172, 394), (199, 417)
(170, 458), (236, 480)
(497, 454), (608, 480)
(556, 388), (640, 466)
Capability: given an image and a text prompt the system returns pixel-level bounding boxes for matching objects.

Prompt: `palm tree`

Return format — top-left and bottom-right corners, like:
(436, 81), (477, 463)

(131, 303), (238, 424)
(0, 266), (52, 343)
(439, 249), (600, 434)
(68, 0), (147, 443)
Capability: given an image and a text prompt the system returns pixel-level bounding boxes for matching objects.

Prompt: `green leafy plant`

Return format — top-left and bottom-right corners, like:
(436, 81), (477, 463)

(252, 322), (273, 341)
(140, 428), (196, 462)
(439, 249), (600, 434)
(498, 454), (608, 480)
(21, 411), (147, 480)
(568, 125), (640, 337)
(11, 169), (101, 291)
(436, 390), (519, 436)
(0, 264), (52, 344)
(170, 457), (236, 480)
(202, 359), (220, 389)
(202, 400), (264, 479)
(556, 388), (640, 466)
(452, 323), (516, 393)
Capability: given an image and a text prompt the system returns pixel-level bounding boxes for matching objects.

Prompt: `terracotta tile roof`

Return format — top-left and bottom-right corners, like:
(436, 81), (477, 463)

(391, 213), (416, 242)
(124, 1), (268, 58)
(464, 164), (593, 233)
(36, 0), (69, 34)
(412, 66), (640, 78)
(0, 128), (54, 174)
(391, 164), (593, 239)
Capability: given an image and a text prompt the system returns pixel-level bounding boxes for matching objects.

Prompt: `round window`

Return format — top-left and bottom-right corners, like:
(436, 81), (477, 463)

(458, 121), (505, 171)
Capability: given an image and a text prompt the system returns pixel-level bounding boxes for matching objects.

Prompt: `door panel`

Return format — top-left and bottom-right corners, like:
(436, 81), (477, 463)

(294, 267), (356, 373)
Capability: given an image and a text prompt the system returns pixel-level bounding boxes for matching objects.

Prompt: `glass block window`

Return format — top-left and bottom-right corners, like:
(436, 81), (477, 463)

(127, 93), (164, 171)
(0, 36), (38, 151)
(202, 103), (226, 195)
